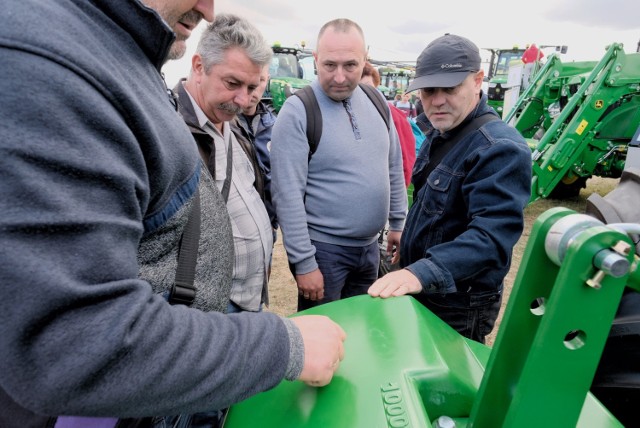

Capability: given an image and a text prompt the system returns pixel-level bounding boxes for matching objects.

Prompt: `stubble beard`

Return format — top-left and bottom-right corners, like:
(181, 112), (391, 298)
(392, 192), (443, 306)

(167, 38), (187, 61)
(166, 10), (204, 61)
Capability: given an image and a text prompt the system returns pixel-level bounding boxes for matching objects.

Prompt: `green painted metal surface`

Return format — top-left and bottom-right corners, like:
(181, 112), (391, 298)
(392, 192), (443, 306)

(407, 183), (414, 207)
(222, 207), (636, 427)
(224, 295), (489, 427)
(469, 208), (631, 427)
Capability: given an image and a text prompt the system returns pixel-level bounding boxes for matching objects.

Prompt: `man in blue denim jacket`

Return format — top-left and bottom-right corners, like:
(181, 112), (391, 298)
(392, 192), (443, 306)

(235, 65), (279, 234)
(369, 34), (531, 343)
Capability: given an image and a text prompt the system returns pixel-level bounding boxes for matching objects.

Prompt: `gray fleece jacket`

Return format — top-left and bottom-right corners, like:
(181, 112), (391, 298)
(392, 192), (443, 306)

(271, 80), (408, 274)
(0, 0), (301, 423)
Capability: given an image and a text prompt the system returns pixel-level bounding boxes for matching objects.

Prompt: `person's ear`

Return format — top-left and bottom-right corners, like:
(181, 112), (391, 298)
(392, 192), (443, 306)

(475, 69), (484, 87)
(191, 53), (205, 79)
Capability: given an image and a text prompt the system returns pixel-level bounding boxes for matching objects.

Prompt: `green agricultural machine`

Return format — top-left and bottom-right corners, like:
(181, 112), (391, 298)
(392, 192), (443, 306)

(264, 45), (315, 112)
(504, 43), (640, 202)
(484, 46), (526, 115)
(371, 61), (416, 100)
(222, 198), (640, 427)
(484, 45), (569, 117)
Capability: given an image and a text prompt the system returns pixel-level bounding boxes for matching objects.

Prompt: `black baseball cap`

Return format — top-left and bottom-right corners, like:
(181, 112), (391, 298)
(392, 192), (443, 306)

(407, 33), (481, 92)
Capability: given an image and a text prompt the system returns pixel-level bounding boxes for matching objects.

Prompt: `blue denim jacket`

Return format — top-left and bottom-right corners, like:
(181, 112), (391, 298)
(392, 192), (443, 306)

(401, 94), (531, 301)
(236, 101), (278, 228)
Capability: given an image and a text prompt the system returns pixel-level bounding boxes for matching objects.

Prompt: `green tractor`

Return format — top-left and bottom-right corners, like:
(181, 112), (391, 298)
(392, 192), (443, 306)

(264, 45), (315, 112)
(484, 45), (568, 117)
(504, 42), (640, 202)
(372, 62), (415, 100)
(484, 46), (526, 115)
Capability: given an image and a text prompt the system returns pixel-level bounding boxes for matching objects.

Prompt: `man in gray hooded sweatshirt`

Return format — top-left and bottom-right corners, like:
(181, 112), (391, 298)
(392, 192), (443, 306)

(0, 1), (346, 426)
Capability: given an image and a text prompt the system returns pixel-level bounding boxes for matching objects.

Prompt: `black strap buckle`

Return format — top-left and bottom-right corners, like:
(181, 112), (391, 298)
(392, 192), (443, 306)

(169, 283), (196, 306)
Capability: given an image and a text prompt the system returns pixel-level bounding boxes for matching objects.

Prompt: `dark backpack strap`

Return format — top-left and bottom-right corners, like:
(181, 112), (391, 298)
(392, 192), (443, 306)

(293, 85), (322, 161)
(169, 188), (201, 306)
(294, 84), (391, 162)
(219, 137), (233, 204)
(359, 83), (390, 131)
(230, 121), (265, 200)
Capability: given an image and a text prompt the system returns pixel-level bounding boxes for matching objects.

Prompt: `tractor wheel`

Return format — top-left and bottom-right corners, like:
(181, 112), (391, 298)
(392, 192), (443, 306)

(548, 176), (588, 199)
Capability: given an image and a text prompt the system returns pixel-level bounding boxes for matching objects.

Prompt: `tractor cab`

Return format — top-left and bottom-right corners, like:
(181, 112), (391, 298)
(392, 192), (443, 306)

(483, 47), (527, 115)
(265, 45), (314, 112)
(484, 45), (568, 116)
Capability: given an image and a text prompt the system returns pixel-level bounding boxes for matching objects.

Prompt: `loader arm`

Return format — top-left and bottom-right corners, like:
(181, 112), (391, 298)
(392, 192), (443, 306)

(507, 43), (640, 203)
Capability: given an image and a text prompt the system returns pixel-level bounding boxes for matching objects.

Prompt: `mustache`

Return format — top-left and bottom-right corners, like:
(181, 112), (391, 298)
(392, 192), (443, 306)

(218, 102), (243, 115)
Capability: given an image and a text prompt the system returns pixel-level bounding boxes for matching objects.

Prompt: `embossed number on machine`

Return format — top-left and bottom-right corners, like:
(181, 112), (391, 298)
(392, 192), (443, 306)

(380, 382), (409, 427)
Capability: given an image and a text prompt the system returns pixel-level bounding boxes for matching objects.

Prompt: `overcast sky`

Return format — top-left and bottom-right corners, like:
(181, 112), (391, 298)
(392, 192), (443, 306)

(162, 0), (640, 88)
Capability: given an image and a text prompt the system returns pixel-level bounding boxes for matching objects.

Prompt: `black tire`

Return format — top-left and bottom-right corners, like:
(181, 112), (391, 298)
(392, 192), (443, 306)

(548, 176), (588, 199)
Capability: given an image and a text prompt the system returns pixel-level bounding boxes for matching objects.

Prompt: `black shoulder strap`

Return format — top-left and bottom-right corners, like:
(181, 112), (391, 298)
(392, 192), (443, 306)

(293, 85), (322, 161)
(294, 84), (391, 162)
(169, 188), (201, 306)
(359, 83), (390, 131)
(230, 121), (265, 199)
(418, 113), (500, 188)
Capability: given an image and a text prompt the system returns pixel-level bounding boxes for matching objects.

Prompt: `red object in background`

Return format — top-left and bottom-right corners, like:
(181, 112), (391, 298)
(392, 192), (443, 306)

(388, 104), (416, 187)
(522, 44), (545, 64)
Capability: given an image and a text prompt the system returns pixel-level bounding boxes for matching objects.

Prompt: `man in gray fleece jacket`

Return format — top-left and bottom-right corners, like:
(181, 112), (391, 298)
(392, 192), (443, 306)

(0, 0), (345, 426)
(271, 19), (408, 311)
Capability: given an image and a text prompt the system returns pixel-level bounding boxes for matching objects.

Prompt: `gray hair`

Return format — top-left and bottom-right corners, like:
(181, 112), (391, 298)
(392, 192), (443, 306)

(196, 13), (272, 73)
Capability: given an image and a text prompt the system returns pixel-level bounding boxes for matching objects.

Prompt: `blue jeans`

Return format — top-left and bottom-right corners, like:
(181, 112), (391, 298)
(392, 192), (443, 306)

(298, 240), (379, 311)
(413, 290), (502, 344)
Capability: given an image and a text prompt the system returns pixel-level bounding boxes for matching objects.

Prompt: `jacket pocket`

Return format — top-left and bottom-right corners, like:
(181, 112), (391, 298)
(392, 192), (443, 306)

(422, 170), (454, 214)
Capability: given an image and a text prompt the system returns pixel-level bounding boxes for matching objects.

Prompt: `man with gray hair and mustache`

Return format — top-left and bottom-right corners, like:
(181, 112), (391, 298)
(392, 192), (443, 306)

(174, 13), (275, 315)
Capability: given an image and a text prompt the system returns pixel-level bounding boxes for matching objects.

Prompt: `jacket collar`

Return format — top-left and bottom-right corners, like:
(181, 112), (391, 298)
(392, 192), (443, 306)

(254, 101), (275, 116)
(93, 0), (175, 70)
(174, 78), (209, 135)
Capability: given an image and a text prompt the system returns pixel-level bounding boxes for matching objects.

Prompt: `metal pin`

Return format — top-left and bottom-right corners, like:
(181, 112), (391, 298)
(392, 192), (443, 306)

(586, 270), (605, 289)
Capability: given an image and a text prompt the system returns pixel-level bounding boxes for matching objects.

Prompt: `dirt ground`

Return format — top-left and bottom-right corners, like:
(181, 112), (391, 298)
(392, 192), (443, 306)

(264, 177), (620, 346)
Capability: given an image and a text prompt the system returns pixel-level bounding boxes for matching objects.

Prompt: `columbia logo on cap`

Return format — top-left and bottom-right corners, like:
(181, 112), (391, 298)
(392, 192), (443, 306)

(441, 63), (463, 69)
